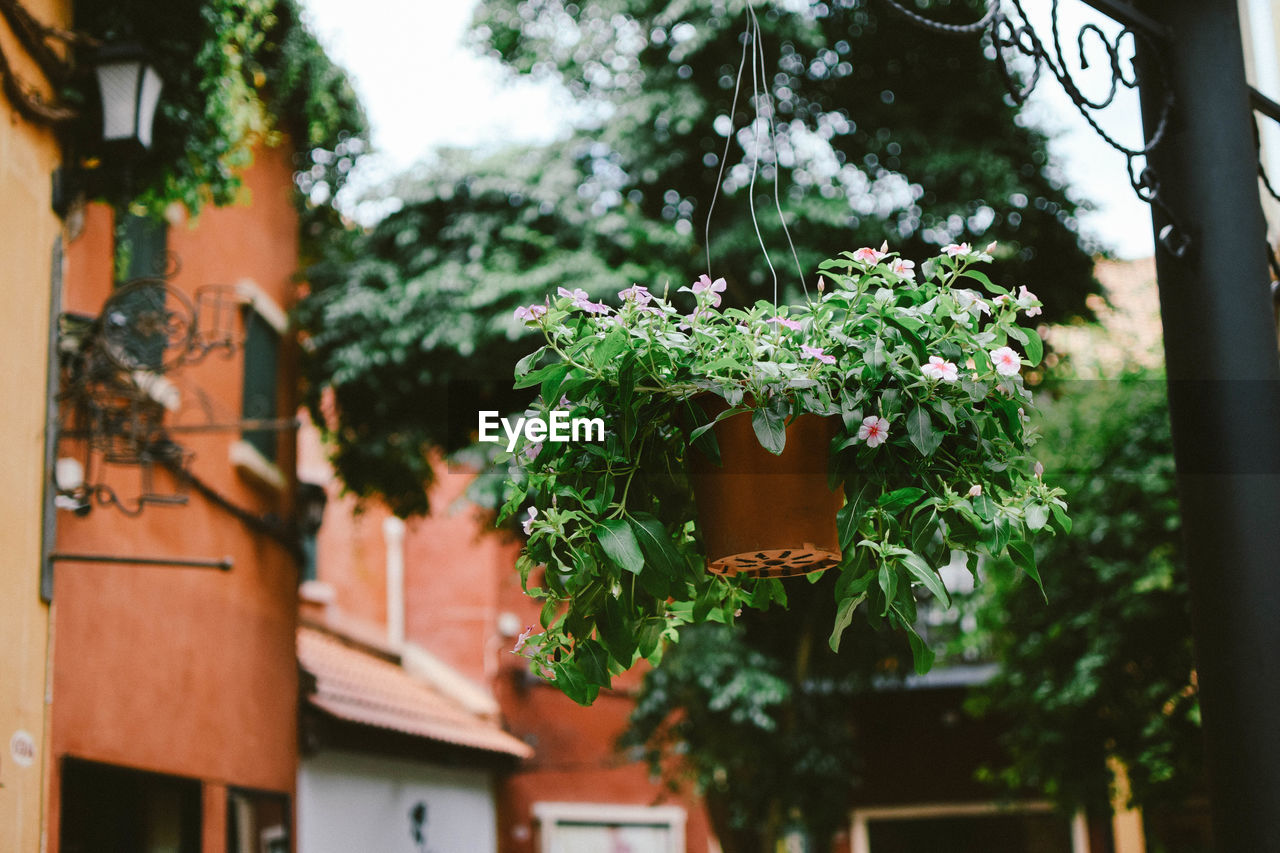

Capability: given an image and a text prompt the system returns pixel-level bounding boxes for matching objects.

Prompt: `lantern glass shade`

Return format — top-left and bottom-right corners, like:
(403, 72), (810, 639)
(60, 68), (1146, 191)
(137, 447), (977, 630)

(94, 46), (163, 149)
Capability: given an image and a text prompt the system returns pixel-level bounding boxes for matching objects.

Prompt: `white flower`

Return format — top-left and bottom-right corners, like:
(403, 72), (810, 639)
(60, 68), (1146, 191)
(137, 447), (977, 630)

(953, 288), (991, 318)
(858, 415), (890, 448)
(853, 246), (887, 265)
(943, 242), (972, 258)
(890, 258), (916, 280)
(921, 355), (959, 382)
(967, 484), (983, 498)
(513, 625), (535, 653)
(521, 506), (538, 536)
(990, 346), (1021, 376)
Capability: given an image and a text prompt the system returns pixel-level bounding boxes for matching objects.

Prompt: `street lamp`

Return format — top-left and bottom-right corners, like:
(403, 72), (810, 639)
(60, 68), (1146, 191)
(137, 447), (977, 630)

(92, 43), (163, 151)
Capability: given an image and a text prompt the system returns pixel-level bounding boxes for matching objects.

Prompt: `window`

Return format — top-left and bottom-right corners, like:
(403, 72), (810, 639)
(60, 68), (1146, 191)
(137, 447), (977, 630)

(534, 803), (686, 853)
(59, 757), (201, 853)
(241, 307), (280, 462)
(227, 788), (290, 853)
(115, 212), (169, 283)
(112, 212), (170, 369)
(852, 803), (1088, 853)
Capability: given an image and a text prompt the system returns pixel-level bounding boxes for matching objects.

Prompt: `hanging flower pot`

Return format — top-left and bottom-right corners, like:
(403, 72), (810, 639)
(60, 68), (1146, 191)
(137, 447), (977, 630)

(689, 402), (842, 578)
(498, 245), (1068, 705)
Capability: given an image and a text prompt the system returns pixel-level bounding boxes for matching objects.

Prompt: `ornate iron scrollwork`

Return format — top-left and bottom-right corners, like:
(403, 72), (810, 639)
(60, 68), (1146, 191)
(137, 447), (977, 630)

(879, 0), (1190, 258)
(55, 276), (264, 515)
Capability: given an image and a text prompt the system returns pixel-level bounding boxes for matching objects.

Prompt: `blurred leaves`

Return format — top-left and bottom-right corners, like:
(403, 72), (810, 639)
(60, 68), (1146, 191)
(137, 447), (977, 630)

(969, 372), (1202, 812)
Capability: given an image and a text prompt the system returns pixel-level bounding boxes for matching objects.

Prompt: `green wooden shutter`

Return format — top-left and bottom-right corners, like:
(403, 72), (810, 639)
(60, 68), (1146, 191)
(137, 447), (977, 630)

(241, 311), (280, 462)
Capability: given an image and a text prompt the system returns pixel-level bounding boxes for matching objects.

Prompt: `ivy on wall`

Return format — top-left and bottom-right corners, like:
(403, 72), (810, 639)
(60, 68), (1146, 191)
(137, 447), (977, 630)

(70, 0), (367, 219)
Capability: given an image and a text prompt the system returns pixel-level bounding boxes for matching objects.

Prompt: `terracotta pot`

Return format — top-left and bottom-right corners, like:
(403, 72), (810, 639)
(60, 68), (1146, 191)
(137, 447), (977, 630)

(689, 404), (843, 578)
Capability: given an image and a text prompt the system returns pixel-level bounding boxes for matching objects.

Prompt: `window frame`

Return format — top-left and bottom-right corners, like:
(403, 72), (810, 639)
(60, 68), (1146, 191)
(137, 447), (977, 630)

(532, 801), (687, 853)
(850, 800), (1090, 853)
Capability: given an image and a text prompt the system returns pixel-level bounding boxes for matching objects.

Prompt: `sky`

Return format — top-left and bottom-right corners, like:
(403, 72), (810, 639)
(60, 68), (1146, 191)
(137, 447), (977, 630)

(301, 0), (1161, 258)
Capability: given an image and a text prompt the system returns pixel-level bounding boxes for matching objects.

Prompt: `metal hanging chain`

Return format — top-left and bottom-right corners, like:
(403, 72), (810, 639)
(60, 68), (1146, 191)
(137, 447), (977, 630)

(704, 2), (808, 305)
(878, 0), (1190, 259)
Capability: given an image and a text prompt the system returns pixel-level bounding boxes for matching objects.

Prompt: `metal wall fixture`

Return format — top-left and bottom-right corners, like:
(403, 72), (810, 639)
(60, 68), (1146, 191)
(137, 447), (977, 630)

(53, 276), (285, 516)
(878, 0), (1188, 257)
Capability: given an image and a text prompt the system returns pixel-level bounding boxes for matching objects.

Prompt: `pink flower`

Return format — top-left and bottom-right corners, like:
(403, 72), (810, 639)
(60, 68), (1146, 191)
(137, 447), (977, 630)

(890, 258), (915, 280)
(1034, 461), (1044, 478)
(853, 246), (887, 265)
(619, 284), (653, 305)
(990, 346), (1021, 376)
(967, 484), (983, 498)
(921, 355), (959, 382)
(943, 242), (972, 258)
(1016, 285), (1042, 318)
(523, 441), (543, 460)
(521, 506), (538, 536)
(558, 286), (612, 315)
(513, 625), (535, 653)
(766, 316), (803, 331)
(514, 303), (547, 323)
(858, 415), (890, 448)
(801, 344), (836, 365)
(691, 274), (728, 307)
(985, 241), (998, 254)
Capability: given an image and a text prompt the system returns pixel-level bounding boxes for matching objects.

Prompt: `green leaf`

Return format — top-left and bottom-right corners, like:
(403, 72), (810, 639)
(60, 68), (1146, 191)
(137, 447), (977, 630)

(514, 349), (540, 377)
(575, 639), (613, 688)
(591, 327), (628, 368)
(960, 269), (1007, 294)
(904, 624), (936, 675)
(596, 519), (644, 574)
(906, 406), (942, 456)
(1021, 327), (1044, 366)
(752, 405), (787, 455)
(878, 486), (925, 514)
(551, 660), (599, 706)
(514, 361), (567, 390)
(1025, 504), (1049, 531)
(636, 616), (666, 659)
(630, 513), (685, 577)
(1051, 503), (1072, 534)
(877, 563), (897, 611)
(829, 592), (867, 652)
(1007, 539), (1046, 600)
(900, 552), (951, 607)
(598, 596), (637, 663)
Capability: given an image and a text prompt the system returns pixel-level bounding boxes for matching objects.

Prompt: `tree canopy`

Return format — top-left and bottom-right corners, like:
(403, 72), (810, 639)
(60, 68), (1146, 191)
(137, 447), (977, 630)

(969, 373), (1202, 813)
(296, 0), (1098, 515)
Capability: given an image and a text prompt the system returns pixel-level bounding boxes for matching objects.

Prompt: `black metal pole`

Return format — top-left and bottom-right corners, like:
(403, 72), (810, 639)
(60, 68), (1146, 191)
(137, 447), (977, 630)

(49, 553), (233, 571)
(1135, 2), (1280, 850)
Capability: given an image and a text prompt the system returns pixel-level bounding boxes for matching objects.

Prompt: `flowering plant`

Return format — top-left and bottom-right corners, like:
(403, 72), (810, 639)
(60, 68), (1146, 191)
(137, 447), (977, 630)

(497, 244), (1068, 704)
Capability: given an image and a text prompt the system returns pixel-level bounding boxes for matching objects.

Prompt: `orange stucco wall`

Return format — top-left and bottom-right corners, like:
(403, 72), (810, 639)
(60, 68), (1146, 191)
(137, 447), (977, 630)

(0, 2), (69, 850)
(47, 145), (301, 849)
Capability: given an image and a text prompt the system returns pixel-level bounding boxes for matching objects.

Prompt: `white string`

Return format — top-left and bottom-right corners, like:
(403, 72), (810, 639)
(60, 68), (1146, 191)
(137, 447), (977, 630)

(750, 5), (808, 302)
(744, 6), (778, 305)
(704, 18), (751, 281)
(703, 3), (809, 306)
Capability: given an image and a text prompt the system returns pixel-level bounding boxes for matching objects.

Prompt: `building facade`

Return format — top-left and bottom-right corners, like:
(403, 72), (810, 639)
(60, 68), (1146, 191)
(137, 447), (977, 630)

(0, 1), (68, 849)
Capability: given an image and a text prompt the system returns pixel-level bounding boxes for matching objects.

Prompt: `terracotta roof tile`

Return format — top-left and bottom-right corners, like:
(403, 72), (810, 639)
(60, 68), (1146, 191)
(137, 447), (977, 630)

(298, 627), (532, 759)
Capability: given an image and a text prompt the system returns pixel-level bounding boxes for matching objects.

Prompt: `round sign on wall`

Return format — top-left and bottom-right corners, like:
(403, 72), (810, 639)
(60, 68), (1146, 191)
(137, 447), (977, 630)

(9, 730), (36, 768)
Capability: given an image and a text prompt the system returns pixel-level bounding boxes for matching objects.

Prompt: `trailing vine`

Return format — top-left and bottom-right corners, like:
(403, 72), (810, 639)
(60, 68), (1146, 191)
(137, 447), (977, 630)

(69, 0), (367, 220)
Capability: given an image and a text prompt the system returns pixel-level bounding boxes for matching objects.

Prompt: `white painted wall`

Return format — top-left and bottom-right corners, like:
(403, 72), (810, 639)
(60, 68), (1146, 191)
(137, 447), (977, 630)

(298, 751), (497, 853)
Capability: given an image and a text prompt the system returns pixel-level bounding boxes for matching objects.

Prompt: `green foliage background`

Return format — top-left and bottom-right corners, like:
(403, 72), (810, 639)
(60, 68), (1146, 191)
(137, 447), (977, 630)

(297, 0), (1099, 517)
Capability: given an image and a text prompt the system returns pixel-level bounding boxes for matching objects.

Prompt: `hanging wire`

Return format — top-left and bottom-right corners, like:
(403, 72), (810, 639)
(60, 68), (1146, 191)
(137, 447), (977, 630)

(749, 4), (808, 302)
(703, 1), (808, 307)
